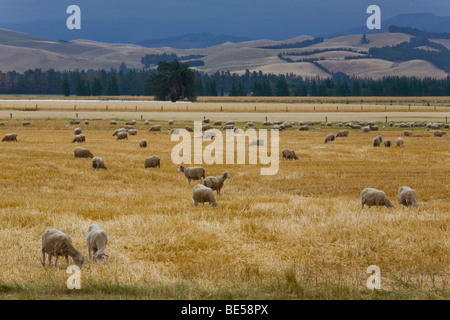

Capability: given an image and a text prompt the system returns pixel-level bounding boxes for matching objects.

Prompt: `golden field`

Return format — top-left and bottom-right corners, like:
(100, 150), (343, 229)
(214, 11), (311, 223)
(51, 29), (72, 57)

(0, 113), (449, 299)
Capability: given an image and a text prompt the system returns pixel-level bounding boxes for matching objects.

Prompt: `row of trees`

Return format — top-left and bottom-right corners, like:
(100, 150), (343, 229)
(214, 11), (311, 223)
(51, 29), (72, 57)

(1, 63), (450, 99)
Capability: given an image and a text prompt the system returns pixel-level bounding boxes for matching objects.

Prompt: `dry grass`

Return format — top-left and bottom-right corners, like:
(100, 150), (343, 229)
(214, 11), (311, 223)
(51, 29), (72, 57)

(0, 117), (449, 300)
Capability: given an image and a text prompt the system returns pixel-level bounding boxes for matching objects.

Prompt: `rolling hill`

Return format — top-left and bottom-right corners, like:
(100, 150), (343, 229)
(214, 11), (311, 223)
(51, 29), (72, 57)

(0, 27), (449, 80)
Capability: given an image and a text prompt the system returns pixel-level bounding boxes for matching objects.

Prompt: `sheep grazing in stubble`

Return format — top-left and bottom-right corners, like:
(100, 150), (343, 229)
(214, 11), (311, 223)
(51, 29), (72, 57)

(112, 128), (127, 136)
(21, 121), (31, 127)
(127, 129), (137, 136)
(144, 155), (160, 168)
(177, 166), (206, 185)
(203, 172), (231, 195)
(92, 156), (107, 170)
(168, 120), (174, 125)
(116, 131), (128, 140)
(404, 130), (412, 137)
(214, 121), (222, 126)
(282, 148), (299, 160)
(373, 137), (381, 147)
(396, 137), (404, 147)
(74, 147), (94, 158)
(70, 120), (80, 125)
(203, 118), (210, 124)
(73, 127), (82, 135)
(362, 126), (371, 133)
(2, 133), (17, 142)
(192, 184), (218, 207)
(110, 120), (117, 125)
(384, 139), (391, 147)
(360, 188), (394, 210)
(185, 125), (193, 132)
(336, 130), (348, 138)
(85, 224), (108, 264)
(398, 186), (419, 208)
(249, 138), (264, 146)
(149, 125), (161, 132)
(299, 125), (309, 131)
(434, 131), (447, 137)
(72, 134), (85, 143)
(324, 134), (335, 144)
(139, 139), (147, 148)
(84, 120), (89, 125)
(41, 228), (84, 268)
(202, 124), (213, 131)
(126, 120), (137, 126)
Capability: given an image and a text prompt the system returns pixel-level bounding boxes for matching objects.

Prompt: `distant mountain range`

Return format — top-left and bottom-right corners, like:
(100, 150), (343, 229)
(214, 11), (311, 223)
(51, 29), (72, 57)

(137, 33), (252, 49)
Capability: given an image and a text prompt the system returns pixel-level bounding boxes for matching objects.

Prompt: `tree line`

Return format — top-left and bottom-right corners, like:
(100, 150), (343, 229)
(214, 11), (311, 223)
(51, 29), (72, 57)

(0, 64), (449, 98)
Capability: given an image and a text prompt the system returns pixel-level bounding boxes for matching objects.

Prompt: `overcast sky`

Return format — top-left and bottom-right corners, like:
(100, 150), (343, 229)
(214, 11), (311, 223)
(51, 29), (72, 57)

(1, 0), (449, 41)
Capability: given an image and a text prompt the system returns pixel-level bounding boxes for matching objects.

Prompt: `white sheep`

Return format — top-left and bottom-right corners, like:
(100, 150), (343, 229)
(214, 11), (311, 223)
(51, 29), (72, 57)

(360, 188), (394, 210)
(85, 224), (109, 264)
(192, 184), (218, 207)
(398, 186), (419, 208)
(41, 228), (84, 268)
(92, 156), (107, 170)
(177, 166), (206, 184)
(203, 172), (231, 195)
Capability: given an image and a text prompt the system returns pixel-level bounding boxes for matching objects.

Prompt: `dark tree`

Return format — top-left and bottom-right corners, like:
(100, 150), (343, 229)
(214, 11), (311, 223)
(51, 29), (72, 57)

(91, 78), (103, 96)
(106, 75), (120, 95)
(62, 78), (70, 96)
(150, 60), (196, 102)
(275, 76), (290, 96)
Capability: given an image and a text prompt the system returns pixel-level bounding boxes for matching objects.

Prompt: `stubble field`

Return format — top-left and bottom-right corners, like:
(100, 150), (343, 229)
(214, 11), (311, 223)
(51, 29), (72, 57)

(0, 114), (449, 300)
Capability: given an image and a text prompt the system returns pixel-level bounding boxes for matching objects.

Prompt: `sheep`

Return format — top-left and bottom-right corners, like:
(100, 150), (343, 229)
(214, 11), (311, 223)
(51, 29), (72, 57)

(203, 172), (231, 195)
(144, 120), (150, 125)
(434, 131), (447, 137)
(110, 120), (117, 125)
(124, 125), (134, 130)
(203, 118), (210, 123)
(112, 128), (127, 136)
(72, 134), (86, 143)
(337, 122), (343, 127)
(369, 125), (379, 131)
(2, 133), (17, 142)
(299, 125), (309, 131)
(144, 155), (161, 168)
(214, 121), (222, 126)
(282, 148), (299, 160)
(116, 131), (128, 140)
(85, 224), (109, 264)
(177, 166), (205, 185)
(246, 121), (254, 127)
(398, 186), (419, 208)
(41, 228), (84, 268)
(70, 120), (81, 125)
(427, 123), (440, 130)
(149, 125), (161, 132)
(362, 126), (371, 133)
(203, 129), (217, 140)
(185, 125), (193, 132)
(388, 121), (394, 127)
(225, 121), (235, 126)
(92, 156), (107, 170)
(74, 147), (94, 158)
(73, 127), (82, 135)
(404, 130), (412, 137)
(84, 120), (89, 125)
(201, 124), (213, 131)
(444, 124), (450, 129)
(168, 120), (174, 125)
(396, 137), (404, 147)
(336, 130), (348, 138)
(360, 188), (394, 210)
(384, 139), (391, 147)
(263, 121), (273, 126)
(127, 129), (137, 136)
(222, 125), (234, 130)
(351, 124), (361, 129)
(192, 184), (218, 207)
(126, 120), (137, 126)
(0, 122), (5, 126)
(324, 133), (335, 144)
(21, 121), (31, 126)
(139, 139), (147, 148)
(249, 138), (264, 146)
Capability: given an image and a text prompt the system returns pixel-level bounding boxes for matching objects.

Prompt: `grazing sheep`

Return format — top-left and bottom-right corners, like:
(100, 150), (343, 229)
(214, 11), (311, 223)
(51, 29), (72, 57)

(434, 131), (447, 137)
(282, 148), (299, 160)
(0, 122), (5, 126)
(375, 134), (382, 143)
(362, 126), (371, 133)
(149, 125), (161, 132)
(214, 121), (222, 126)
(139, 139), (147, 148)
(92, 156), (107, 170)
(336, 130), (348, 138)
(384, 139), (391, 147)
(444, 124), (450, 129)
(263, 121), (273, 126)
(85, 224), (108, 264)
(177, 166), (205, 184)
(192, 184), (218, 207)
(202, 124), (213, 131)
(299, 125), (309, 131)
(21, 121), (31, 126)
(144, 155), (161, 168)
(2, 133), (17, 142)
(70, 120), (81, 125)
(398, 186), (419, 208)
(351, 124), (361, 129)
(126, 120), (137, 126)
(324, 133), (335, 144)
(127, 129), (137, 136)
(222, 124), (234, 130)
(112, 128), (127, 136)
(116, 131), (128, 140)
(73, 127), (82, 135)
(185, 125), (193, 132)
(246, 122), (254, 127)
(249, 138), (264, 146)
(388, 121), (394, 127)
(41, 229), (84, 268)
(337, 122), (343, 127)
(203, 118), (210, 123)
(110, 120), (117, 125)
(124, 125), (134, 130)
(168, 120), (174, 125)
(427, 123), (440, 130)
(72, 134), (86, 143)
(144, 120), (150, 125)
(74, 147), (94, 158)
(203, 172), (231, 195)
(404, 130), (412, 137)
(396, 137), (404, 147)
(373, 136), (381, 147)
(225, 121), (235, 126)
(360, 188), (394, 210)
(369, 125), (379, 131)
(84, 120), (89, 125)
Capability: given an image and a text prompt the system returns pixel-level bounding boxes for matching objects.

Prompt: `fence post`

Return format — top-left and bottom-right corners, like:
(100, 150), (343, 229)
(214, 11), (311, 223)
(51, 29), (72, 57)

(325, 116), (327, 122)
(265, 116), (267, 122)
(76, 113), (78, 118)
(10, 113), (12, 119)
(385, 116), (387, 123)
(141, 115), (143, 120)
